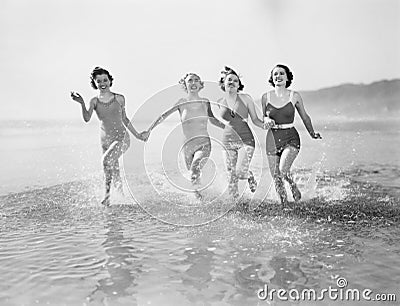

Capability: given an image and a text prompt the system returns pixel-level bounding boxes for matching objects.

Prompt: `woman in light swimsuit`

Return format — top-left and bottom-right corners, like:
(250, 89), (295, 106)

(218, 66), (268, 198)
(71, 67), (148, 206)
(262, 64), (322, 205)
(147, 73), (225, 196)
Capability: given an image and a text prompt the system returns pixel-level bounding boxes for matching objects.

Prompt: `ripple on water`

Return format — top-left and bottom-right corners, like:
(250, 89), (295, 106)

(0, 171), (399, 305)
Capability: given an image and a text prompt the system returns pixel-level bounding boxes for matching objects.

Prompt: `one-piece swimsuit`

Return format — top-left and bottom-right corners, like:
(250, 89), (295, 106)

(220, 95), (255, 149)
(95, 94), (130, 151)
(265, 90), (300, 156)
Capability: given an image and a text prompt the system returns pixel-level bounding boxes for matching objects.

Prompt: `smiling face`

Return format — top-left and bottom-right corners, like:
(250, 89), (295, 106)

(184, 74), (203, 93)
(95, 74), (111, 92)
(224, 73), (240, 93)
(272, 67), (288, 87)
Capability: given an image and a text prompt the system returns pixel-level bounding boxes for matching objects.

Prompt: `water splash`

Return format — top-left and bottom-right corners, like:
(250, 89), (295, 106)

(297, 152), (326, 201)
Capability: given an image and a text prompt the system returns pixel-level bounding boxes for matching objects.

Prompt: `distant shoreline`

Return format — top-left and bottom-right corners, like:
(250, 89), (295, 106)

(0, 117), (398, 129)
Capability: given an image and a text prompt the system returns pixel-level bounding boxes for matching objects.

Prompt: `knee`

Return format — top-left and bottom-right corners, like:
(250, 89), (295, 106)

(224, 158), (234, 169)
(279, 166), (290, 178)
(279, 171), (288, 180)
(270, 167), (281, 178)
(226, 162), (236, 173)
(273, 171), (285, 182)
(102, 155), (113, 169)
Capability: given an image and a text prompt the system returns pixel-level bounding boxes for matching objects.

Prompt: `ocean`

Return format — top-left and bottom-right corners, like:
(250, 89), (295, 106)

(1, 118), (399, 305)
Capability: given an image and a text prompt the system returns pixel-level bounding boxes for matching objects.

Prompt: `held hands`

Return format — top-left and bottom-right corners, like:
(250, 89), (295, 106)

(70, 91), (84, 104)
(311, 132), (322, 139)
(138, 130), (150, 142)
(263, 117), (275, 130)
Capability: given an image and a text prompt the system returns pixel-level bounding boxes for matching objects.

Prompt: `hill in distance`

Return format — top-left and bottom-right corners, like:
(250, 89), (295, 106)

(131, 79), (400, 123)
(300, 79), (400, 121)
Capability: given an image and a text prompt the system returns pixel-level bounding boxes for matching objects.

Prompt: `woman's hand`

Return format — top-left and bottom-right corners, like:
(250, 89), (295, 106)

(70, 91), (84, 104)
(311, 132), (322, 139)
(139, 130), (150, 142)
(263, 117), (275, 130)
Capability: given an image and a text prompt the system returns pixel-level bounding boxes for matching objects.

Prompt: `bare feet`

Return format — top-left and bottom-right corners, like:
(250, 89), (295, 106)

(101, 193), (111, 206)
(290, 183), (301, 202)
(194, 190), (203, 200)
(236, 200), (249, 212)
(191, 172), (201, 185)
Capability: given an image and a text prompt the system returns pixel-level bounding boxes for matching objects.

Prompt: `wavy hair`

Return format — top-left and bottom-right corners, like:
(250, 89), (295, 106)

(219, 66), (244, 92)
(268, 64), (293, 88)
(178, 73), (204, 92)
(90, 67), (114, 89)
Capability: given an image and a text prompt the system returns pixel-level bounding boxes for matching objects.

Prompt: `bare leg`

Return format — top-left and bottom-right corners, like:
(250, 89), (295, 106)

(189, 144), (211, 184)
(113, 134), (130, 196)
(182, 140), (196, 185)
(267, 154), (288, 205)
(101, 141), (126, 206)
(183, 138), (211, 185)
(279, 146), (301, 201)
(236, 145), (255, 179)
(112, 160), (124, 194)
(236, 145), (257, 192)
(183, 145), (194, 171)
(223, 148), (239, 198)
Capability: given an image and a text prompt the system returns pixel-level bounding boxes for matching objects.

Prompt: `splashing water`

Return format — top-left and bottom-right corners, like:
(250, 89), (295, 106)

(302, 152), (326, 200)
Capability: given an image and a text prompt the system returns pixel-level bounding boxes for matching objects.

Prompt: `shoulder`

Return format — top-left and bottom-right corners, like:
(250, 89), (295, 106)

(89, 96), (98, 107)
(261, 92), (270, 101)
(239, 93), (254, 104)
(173, 98), (186, 110)
(291, 90), (302, 103)
(114, 93), (126, 106)
(264, 90), (274, 96)
(175, 97), (186, 106)
(216, 97), (225, 108)
(290, 90), (299, 97)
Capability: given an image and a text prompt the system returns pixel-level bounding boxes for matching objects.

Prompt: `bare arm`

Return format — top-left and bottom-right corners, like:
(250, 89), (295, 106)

(147, 100), (181, 131)
(118, 94), (142, 139)
(242, 94), (266, 129)
(261, 92), (275, 128)
(261, 93), (267, 116)
(70, 91), (95, 122)
(293, 92), (322, 139)
(206, 101), (225, 129)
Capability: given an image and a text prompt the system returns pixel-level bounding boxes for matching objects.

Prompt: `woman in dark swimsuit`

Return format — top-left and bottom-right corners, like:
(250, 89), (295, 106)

(218, 66), (267, 198)
(261, 64), (321, 205)
(71, 67), (148, 206)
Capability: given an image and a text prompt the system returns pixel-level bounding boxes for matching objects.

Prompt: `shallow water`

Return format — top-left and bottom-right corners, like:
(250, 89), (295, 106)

(1, 169), (400, 305)
(1, 120), (400, 305)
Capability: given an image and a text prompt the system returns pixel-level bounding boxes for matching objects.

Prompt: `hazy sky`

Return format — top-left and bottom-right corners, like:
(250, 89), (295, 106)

(1, 0), (399, 119)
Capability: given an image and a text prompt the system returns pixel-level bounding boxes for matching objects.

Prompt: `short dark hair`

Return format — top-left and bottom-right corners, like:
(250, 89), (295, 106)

(219, 66), (244, 92)
(90, 67), (114, 89)
(178, 73), (204, 92)
(268, 64), (293, 88)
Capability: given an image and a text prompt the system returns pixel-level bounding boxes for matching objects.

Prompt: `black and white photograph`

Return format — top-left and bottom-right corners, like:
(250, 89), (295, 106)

(1, 0), (399, 305)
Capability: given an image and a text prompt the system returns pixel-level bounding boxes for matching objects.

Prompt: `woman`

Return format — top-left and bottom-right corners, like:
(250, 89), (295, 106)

(262, 64), (322, 205)
(218, 66), (267, 198)
(71, 67), (148, 206)
(147, 72), (225, 198)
